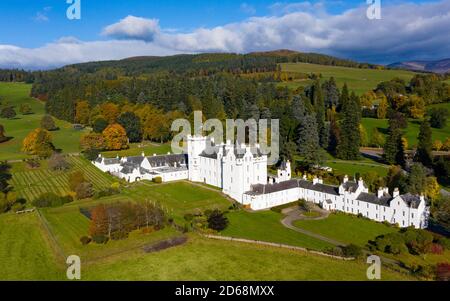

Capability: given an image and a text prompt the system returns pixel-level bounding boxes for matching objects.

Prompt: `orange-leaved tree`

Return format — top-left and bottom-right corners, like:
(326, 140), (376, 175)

(102, 124), (128, 150)
(75, 100), (90, 125)
(89, 204), (109, 238)
(22, 128), (54, 157)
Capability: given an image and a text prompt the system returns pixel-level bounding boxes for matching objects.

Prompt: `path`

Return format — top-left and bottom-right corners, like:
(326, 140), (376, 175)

(280, 209), (346, 246)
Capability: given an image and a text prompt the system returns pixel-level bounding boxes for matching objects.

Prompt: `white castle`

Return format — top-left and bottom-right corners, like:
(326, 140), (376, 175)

(93, 135), (430, 229)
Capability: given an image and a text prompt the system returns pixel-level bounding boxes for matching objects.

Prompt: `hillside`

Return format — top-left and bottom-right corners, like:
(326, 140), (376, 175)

(388, 58), (450, 74)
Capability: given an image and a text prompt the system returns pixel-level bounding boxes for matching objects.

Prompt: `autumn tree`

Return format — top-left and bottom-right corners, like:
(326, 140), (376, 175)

(19, 103), (33, 115)
(0, 106), (16, 119)
(68, 170), (86, 191)
(48, 153), (70, 171)
(75, 100), (90, 125)
(22, 128), (54, 157)
(102, 124), (128, 150)
(80, 132), (105, 151)
(370, 128), (385, 148)
(40, 115), (58, 131)
(377, 95), (388, 119)
(100, 102), (120, 124)
(89, 204), (109, 238)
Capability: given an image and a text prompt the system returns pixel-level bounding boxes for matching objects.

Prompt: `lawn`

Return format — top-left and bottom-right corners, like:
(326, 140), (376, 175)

(121, 181), (232, 223)
(294, 212), (398, 247)
(0, 212), (63, 280)
(221, 210), (333, 251)
(82, 235), (413, 280)
(10, 156), (115, 201)
(0, 82), (88, 161)
(280, 62), (417, 95)
(101, 142), (174, 158)
(41, 205), (180, 263)
(325, 160), (389, 177)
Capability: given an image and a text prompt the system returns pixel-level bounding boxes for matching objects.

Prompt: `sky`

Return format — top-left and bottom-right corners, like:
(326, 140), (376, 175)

(0, 0), (449, 69)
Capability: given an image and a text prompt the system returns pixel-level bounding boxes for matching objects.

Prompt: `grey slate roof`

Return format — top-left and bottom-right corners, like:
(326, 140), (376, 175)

(104, 158), (120, 165)
(400, 193), (422, 209)
(356, 192), (392, 206)
(247, 179), (339, 196)
(342, 181), (359, 192)
(126, 156), (145, 165)
(147, 154), (187, 167)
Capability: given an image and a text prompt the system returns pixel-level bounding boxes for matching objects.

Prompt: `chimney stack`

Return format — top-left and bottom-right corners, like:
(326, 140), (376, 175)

(377, 187), (384, 198)
(393, 188), (400, 198)
(313, 176), (319, 185)
(343, 175), (349, 184)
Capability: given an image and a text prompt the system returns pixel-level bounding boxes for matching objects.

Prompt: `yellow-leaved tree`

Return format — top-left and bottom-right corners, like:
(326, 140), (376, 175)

(22, 128), (54, 157)
(102, 124), (128, 150)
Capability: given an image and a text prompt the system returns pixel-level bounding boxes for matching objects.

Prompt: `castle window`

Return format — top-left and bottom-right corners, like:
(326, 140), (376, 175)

(412, 213), (414, 218)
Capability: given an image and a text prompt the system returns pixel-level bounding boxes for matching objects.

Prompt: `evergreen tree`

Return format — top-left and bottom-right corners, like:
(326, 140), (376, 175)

(296, 114), (324, 166)
(312, 79), (327, 148)
(383, 116), (406, 166)
(407, 163), (427, 195)
(117, 112), (142, 143)
(337, 85), (361, 160)
(322, 77), (339, 109)
(415, 119), (433, 166)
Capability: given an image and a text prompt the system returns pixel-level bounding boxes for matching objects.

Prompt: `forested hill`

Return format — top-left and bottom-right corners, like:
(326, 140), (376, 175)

(60, 50), (380, 76)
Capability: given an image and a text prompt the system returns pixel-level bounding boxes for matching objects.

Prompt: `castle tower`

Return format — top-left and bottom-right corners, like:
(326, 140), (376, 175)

(187, 135), (208, 182)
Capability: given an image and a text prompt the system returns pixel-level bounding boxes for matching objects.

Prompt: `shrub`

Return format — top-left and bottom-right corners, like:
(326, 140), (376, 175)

(342, 244), (363, 258)
(83, 148), (101, 161)
(48, 153), (70, 171)
(326, 247), (344, 257)
(80, 236), (91, 245)
(207, 209), (229, 231)
(0, 106), (16, 119)
(152, 176), (162, 184)
(430, 243), (444, 255)
(10, 202), (25, 212)
(68, 171), (86, 191)
(32, 192), (73, 208)
(92, 234), (109, 244)
(427, 108), (448, 129)
(93, 187), (120, 199)
(436, 263), (450, 281)
(40, 115), (58, 131)
(75, 182), (94, 200)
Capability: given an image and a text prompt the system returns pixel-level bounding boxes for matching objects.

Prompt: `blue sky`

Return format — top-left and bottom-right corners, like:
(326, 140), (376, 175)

(0, 0), (448, 69)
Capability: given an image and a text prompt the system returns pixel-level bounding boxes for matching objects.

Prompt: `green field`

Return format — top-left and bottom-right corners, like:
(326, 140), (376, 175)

(121, 181), (232, 223)
(362, 105), (450, 149)
(0, 212), (63, 280)
(280, 62), (418, 95)
(10, 156), (115, 201)
(326, 160), (389, 177)
(294, 212), (398, 247)
(101, 142), (173, 158)
(0, 82), (88, 161)
(221, 210), (333, 251)
(82, 235), (413, 280)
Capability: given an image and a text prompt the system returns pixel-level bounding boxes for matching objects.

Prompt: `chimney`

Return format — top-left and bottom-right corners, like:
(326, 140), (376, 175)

(313, 176), (319, 185)
(377, 187), (384, 198)
(383, 187), (389, 194)
(343, 175), (349, 183)
(420, 193), (425, 203)
(141, 151), (145, 157)
(393, 188), (400, 198)
(318, 177), (323, 184)
(98, 153), (102, 158)
(303, 174), (307, 180)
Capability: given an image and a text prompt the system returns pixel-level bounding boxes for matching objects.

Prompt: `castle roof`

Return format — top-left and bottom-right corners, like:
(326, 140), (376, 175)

(356, 192), (392, 206)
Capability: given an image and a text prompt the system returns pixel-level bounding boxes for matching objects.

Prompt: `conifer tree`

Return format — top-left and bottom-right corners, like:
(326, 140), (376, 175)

(415, 118), (433, 166)
(337, 85), (361, 160)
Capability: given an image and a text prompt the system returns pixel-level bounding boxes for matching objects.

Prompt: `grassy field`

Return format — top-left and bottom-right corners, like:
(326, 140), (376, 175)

(101, 142), (173, 158)
(121, 181), (232, 223)
(82, 235), (413, 280)
(326, 160), (389, 177)
(0, 212), (63, 280)
(221, 210), (333, 251)
(362, 107), (450, 149)
(280, 63), (417, 95)
(294, 212), (398, 247)
(10, 156), (115, 201)
(0, 82), (88, 161)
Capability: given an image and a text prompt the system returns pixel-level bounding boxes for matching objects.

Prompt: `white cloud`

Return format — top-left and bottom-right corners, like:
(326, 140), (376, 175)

(1, 0), (450, 69)
(33, 6), (52, 22)
(102, 15), (160, 41)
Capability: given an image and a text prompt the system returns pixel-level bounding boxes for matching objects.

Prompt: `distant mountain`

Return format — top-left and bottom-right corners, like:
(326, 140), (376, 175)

(388, 58), (450, 74)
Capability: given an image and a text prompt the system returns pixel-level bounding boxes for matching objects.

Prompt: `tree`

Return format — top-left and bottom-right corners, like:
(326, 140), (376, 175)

(117, 111), (142, 143)
(40, 115), (57, 131)
(312, 79), (327, 148)
(19, 103), (33, 115)
(407, 163), (427, 195)
(0, 124), (7, 143)
(384, 115), (405, 166)
(68, 171), (86, 191)
(102, 124), (128, 150)
(408, 95), (425, 119)
(89, 204), (109, 237)
(100, 102), (120, 124)
(48, 153), (70, 171)
(377, 95), (388, 119)
(0, 106), (16, 119)
(93, 117), (108, 133)
(22, 128), (54, 157)
(386, 165), (407, 194)
(75, 182), (93, 200)
(0, 162), (12, 193)
(80, 132), (105, 151)
(337, 87), (361, 160)
(370, 128), (385, 148)
(443, 138), (450, 151)
(296, 114), (325, 166)
(433, 140), (443, 151)
(424, 177), (440, 201)
(75, 100), (90, 125)
(322, 77), (339, 108)
(359, 124), (368, 147)
(207, 210), (229, 231)
(415, 119), (433, 166)
(327, 117), (340, 155)
(427, 108), (448, 129)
